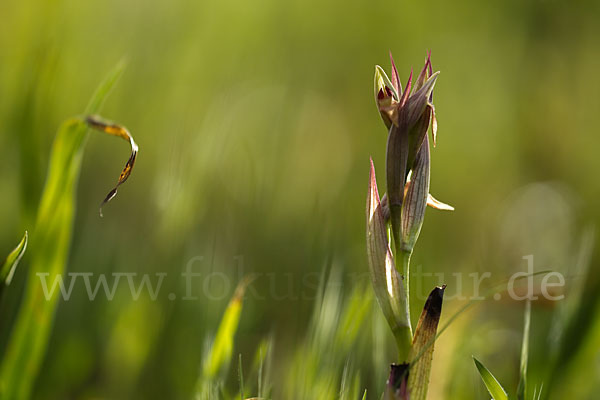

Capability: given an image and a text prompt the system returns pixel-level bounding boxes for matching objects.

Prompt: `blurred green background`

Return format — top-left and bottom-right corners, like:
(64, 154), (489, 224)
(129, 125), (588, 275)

(1, 0), (599, 398)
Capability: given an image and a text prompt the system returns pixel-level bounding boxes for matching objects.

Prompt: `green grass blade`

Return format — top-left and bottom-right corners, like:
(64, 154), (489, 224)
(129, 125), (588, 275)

(473, 357), (509, 400)
(534, 383), (543, 400)
(252, 335), (272, 399)
(84, 59), (126, 114)
(202, 276), (253, 380)
(0, 231), (28, 288)
(516, 300), (531, 400)
(258, 346), (264, 398)
(238, 353), (244, 400)
(0, 63), (123, 399)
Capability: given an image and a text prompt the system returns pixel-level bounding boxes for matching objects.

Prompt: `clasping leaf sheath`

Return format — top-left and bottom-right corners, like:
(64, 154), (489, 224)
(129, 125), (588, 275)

(366, 159), (412, 359)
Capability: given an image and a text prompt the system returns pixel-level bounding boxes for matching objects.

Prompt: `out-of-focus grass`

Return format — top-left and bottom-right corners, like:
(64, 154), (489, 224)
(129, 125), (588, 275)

(281, 273), (372, 399)
(0, 64), (123, 398)
(0, 0), (599, 398)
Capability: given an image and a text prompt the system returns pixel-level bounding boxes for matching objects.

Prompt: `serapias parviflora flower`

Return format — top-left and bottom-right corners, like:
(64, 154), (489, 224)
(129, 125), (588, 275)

(373, 52), (452, 254)
(367, 52), (453, 361)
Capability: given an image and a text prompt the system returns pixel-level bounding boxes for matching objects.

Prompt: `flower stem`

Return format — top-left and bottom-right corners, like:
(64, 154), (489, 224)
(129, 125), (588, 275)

(401, 248), (412, 321)
(392, 231), (413, 362)
(395, 323), (414, 363)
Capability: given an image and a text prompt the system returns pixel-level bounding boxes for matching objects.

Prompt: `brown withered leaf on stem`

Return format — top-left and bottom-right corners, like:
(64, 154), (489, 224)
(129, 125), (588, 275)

(407, 285), (446, 400)
(85, 115), (138, 216)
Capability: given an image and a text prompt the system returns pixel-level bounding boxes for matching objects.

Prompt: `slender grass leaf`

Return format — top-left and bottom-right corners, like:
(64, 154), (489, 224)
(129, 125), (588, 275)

(473, 357), (509, 400)
(252, 336), (272, 399)
(534, 383), (543, 400)
(238, 353), (244, 400)
(407, 285), (445, 400)
(334, 285), (372, 351)
(1, 231), (28, 288)
(0, 63), (124, 399)
(202, 276), (254, 380)
(547, 229), (599, 395)
(516, 300), (531, 400)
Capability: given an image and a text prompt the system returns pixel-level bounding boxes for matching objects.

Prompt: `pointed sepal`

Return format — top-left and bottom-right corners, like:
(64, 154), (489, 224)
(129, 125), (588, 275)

(427, 193), (454, 211)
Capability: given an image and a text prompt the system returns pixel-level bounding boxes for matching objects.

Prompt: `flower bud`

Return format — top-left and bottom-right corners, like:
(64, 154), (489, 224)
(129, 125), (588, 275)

(374, 53), (449, 253)
(374, 65), (399, 129)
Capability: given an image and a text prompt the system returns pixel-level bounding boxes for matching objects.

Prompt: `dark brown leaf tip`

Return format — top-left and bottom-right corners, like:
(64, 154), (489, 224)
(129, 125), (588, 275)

(424, 285), (446, 319)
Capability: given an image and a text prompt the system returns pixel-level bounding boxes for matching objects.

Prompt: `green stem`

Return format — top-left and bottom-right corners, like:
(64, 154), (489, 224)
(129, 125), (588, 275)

(401, 248), (413, 347)
(391, 229), (413, 362)
(401, 248), (412, 331)
(388, 211), (414, 361)
(394, 324), (414, 362)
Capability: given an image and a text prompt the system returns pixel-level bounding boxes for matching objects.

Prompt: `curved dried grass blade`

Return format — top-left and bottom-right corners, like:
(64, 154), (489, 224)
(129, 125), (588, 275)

(85, 115), (138, 216)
